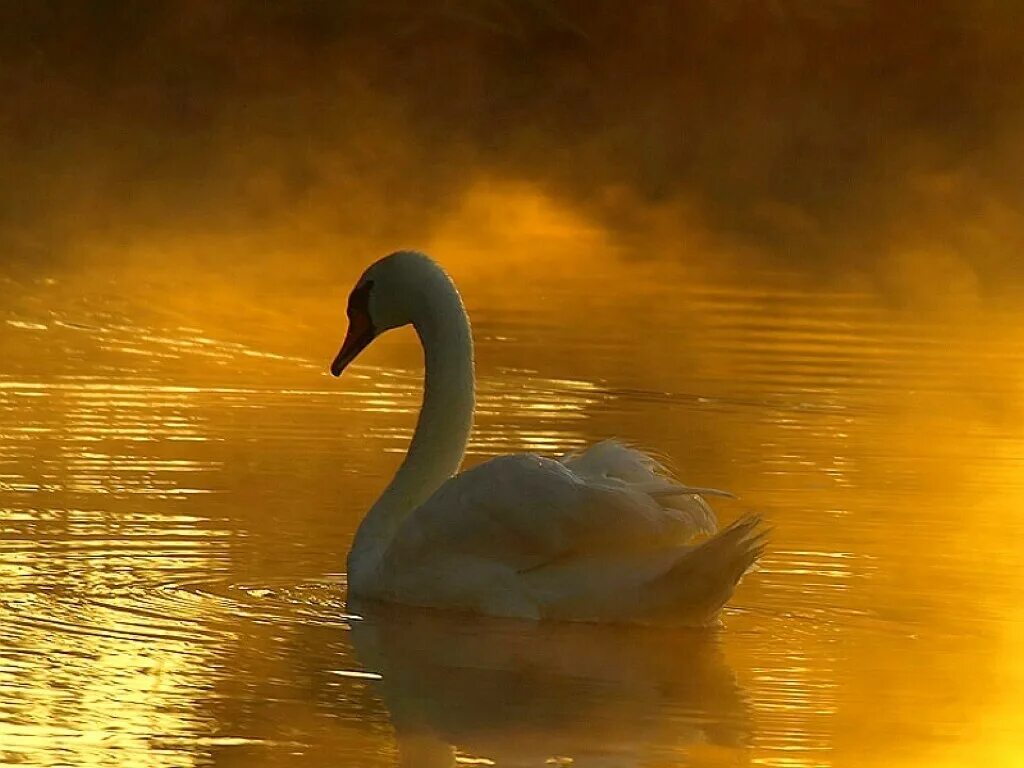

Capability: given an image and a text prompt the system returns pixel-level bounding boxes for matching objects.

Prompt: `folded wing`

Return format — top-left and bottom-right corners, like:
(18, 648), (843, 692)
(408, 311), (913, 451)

(386, 440), (730, 574)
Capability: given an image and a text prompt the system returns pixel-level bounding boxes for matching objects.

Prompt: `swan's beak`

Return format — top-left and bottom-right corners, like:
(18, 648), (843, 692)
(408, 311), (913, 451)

(331, 311), (375, 377)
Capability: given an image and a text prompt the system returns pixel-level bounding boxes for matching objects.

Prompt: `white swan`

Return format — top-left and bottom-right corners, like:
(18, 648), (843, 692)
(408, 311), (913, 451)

(331, 251), (765, 624)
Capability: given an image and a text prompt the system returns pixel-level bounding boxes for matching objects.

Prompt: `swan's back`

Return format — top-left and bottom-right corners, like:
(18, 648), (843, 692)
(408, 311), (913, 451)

(363, 442), (764, 624)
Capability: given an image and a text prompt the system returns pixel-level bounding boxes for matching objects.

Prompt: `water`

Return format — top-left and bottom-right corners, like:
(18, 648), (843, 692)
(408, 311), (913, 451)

(2, 248), (1023, 767)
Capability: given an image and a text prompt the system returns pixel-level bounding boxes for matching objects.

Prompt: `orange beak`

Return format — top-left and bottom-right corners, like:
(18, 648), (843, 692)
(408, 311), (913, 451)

(330, 308), (375, 377)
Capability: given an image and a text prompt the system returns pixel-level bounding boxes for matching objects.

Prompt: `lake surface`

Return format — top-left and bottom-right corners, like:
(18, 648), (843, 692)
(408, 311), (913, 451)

(2, 236), (1024, 766)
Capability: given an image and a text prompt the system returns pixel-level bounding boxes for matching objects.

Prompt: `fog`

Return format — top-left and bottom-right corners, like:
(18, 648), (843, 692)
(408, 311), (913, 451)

(3, 1), (1023, 304)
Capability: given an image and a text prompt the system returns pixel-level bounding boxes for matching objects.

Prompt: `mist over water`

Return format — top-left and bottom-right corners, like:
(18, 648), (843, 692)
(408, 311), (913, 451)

(4, 2), (1024, 294)
(2, 3), (1024, 767)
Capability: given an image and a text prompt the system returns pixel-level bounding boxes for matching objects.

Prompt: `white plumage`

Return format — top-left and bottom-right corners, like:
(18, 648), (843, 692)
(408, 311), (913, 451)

(331, 251), (766, 625)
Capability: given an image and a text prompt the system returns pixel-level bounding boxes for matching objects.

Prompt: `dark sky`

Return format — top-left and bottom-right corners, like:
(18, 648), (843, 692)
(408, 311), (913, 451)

(3, 1), (1023, 290)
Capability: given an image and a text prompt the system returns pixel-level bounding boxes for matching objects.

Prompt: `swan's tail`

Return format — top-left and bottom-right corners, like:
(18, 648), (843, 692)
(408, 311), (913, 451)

(646, 514), (767, 625)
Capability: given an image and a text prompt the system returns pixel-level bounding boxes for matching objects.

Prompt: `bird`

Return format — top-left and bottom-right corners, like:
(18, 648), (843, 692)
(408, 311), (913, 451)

(330, 251), (766, 625)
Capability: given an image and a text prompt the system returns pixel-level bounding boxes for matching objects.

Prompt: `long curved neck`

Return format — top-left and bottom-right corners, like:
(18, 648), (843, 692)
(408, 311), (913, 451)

(350, 275), (474, 573)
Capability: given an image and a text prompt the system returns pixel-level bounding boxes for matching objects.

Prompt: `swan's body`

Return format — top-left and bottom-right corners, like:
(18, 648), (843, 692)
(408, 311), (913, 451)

(332, 251), (765, 625)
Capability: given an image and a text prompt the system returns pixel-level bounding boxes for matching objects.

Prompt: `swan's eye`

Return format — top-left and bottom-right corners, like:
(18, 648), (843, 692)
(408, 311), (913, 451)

(332, 279), (377, 377)
(347, 280), (374, 320)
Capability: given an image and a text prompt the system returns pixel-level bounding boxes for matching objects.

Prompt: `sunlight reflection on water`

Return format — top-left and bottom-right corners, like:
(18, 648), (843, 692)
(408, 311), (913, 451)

(1, 257), (1023, 766)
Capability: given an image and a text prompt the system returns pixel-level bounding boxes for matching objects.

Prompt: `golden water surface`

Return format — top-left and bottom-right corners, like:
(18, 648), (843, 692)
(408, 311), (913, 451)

(2, 188), (1023, 767)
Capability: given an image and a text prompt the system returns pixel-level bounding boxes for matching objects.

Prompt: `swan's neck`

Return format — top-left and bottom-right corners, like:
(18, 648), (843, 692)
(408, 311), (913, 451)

(349, 278), (474, 580)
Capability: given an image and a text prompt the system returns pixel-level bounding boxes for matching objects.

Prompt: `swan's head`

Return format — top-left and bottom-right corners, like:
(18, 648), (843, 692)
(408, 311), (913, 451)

(330, 251), (450, 376)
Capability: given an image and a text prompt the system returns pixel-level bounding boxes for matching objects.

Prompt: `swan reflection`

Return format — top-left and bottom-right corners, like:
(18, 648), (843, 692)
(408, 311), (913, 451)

(348, 600), (751, 766)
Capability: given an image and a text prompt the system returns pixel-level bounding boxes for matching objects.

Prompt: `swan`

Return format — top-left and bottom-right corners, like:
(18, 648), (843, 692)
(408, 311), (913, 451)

(331, 251), (765, 624)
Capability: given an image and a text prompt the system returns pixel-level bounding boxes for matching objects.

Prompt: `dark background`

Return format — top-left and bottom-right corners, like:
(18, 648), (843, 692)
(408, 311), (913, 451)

(3, 1), (1023, 293)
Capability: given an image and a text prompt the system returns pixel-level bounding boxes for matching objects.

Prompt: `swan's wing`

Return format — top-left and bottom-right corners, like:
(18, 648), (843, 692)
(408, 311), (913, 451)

(560, 439), (728, 536)
(386, 447), (727, 575)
